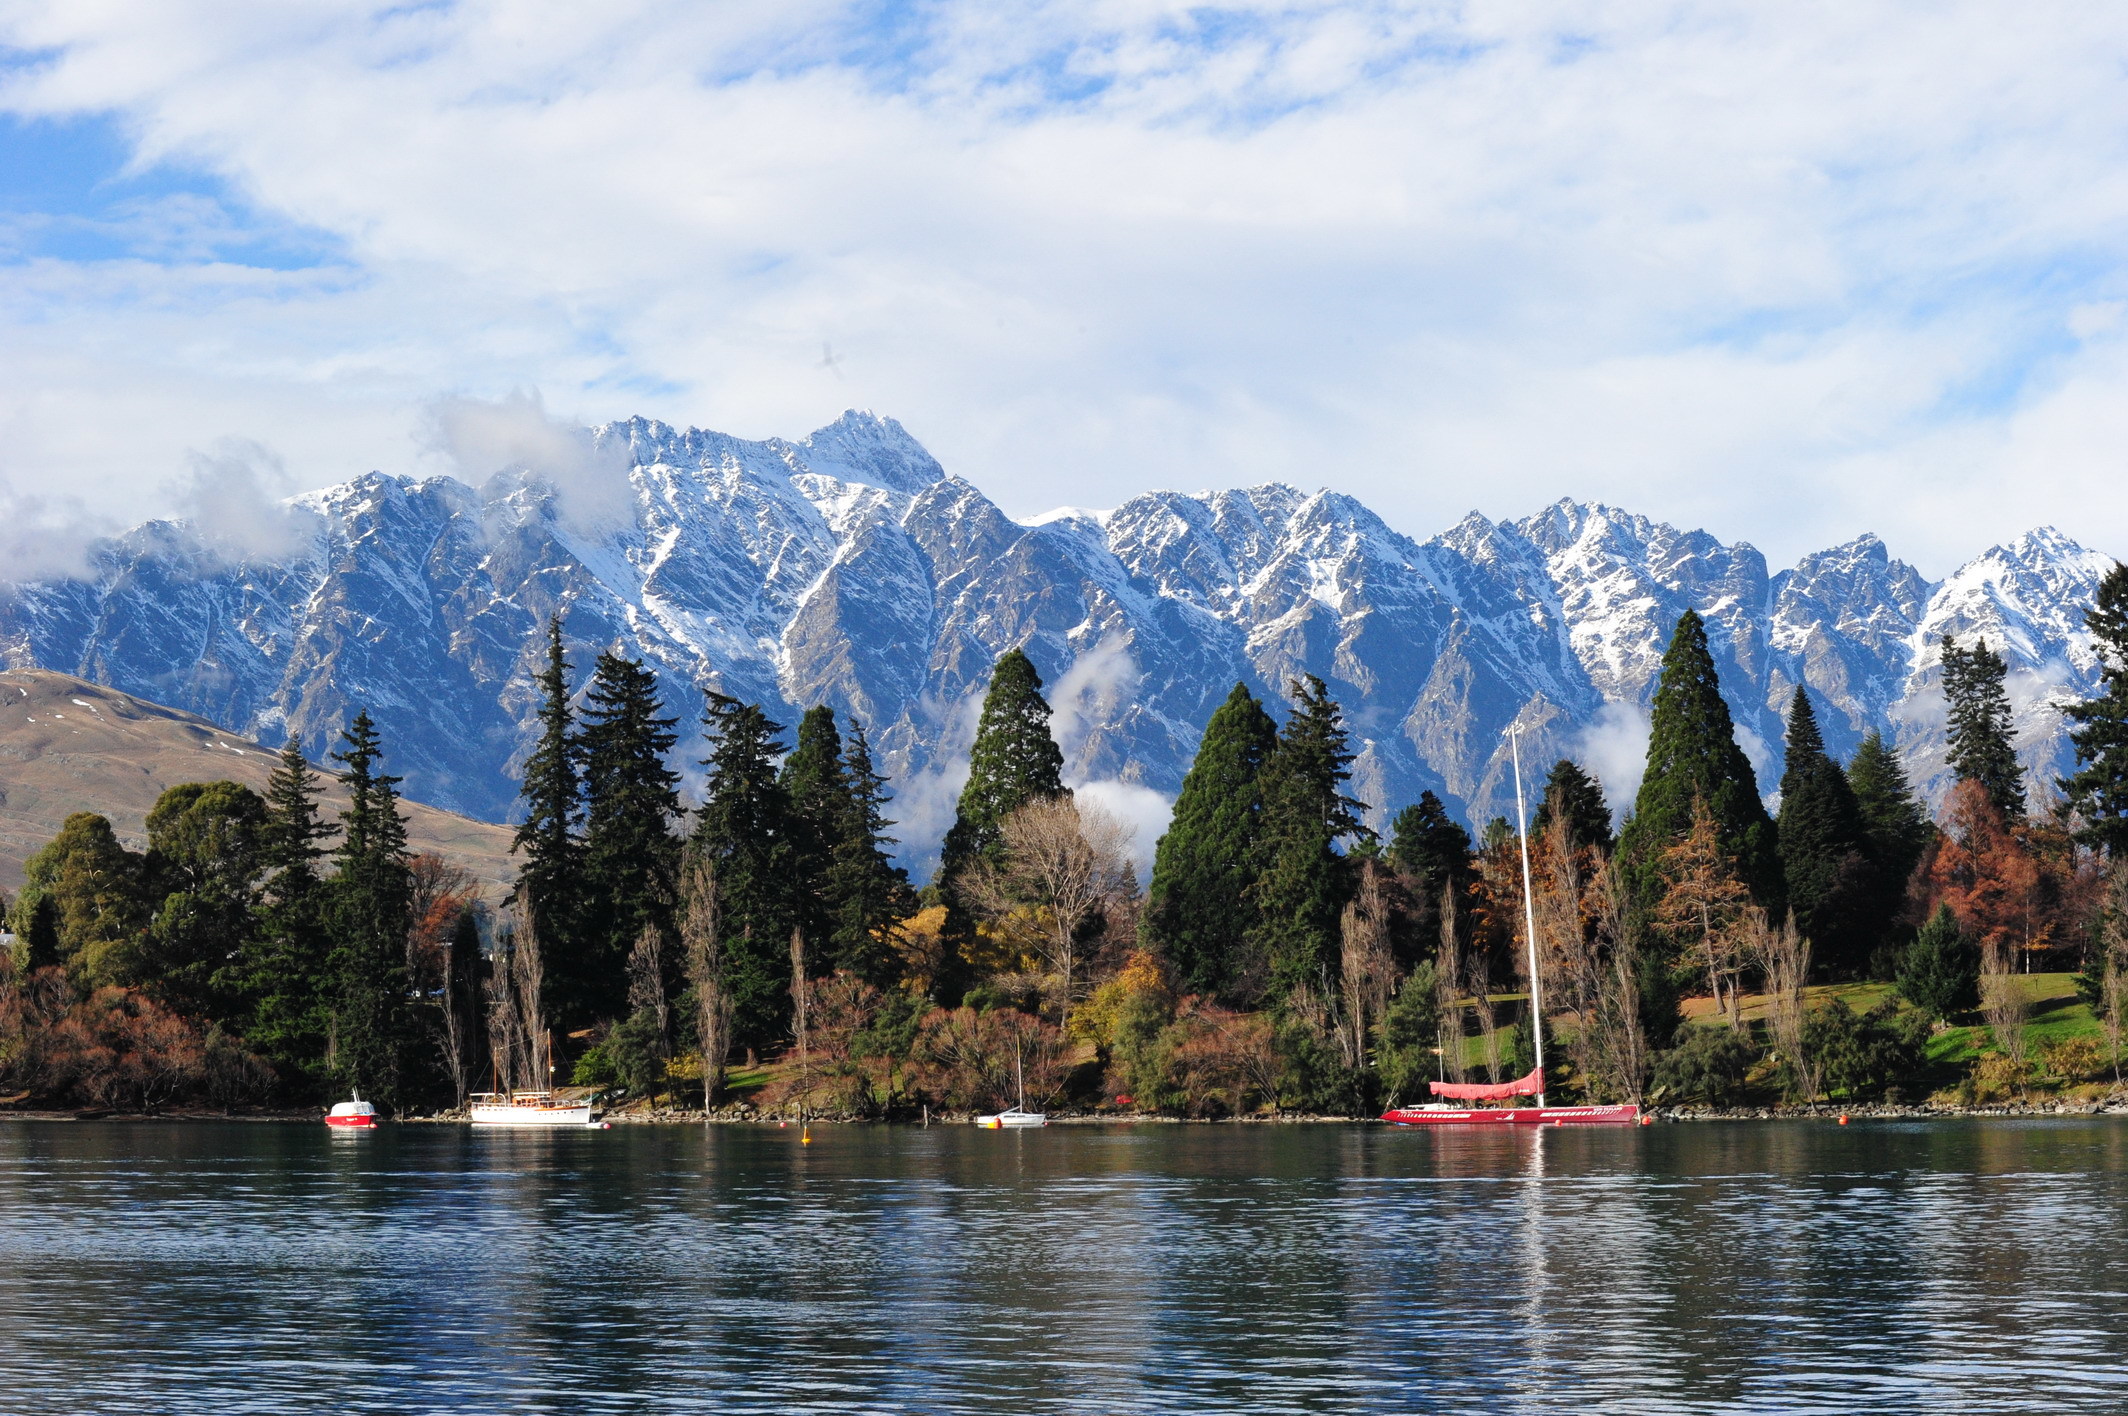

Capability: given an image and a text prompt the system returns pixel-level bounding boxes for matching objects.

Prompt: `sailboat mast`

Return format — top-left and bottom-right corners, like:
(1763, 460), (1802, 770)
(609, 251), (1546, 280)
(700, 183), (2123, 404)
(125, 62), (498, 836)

(1510, 724), (1546, 1108)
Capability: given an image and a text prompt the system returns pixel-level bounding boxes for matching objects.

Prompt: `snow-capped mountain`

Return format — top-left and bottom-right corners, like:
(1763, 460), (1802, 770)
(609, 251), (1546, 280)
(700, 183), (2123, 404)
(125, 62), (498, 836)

(0, 411), (2114, 873)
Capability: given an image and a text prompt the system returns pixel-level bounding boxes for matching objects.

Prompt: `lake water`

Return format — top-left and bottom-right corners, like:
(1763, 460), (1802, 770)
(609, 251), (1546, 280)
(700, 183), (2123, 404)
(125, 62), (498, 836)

(3, 1119), (2127, 1413)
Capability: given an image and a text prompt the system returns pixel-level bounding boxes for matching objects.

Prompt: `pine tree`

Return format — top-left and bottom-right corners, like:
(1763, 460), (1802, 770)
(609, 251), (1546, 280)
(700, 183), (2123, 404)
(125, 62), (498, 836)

(1248, 675), (1370, 1004)
(1142, 683), (1278, 1001)
(1388, 790), (1474, 899)
(692, 693), (797, 1050)
(16, 812), (149, 985)
(1774, 688), (1872, 977)
(1942, 635), (2024, 821)
(242, 739), (338, 1094)
(940, 648), (1066, 881)
(1848, 730), (1933, 892)
(1530, 759), (1614, 854)
(2064, 563), (2128, 856)
(780, 705), (850, 952)
(825, 722), (914, 984)
(575, 651), (681, 1028)
(1617, 610), (1782, 911)
(512, 617), (583, 942)
(326, 712), (415, 1107)
(140, 780), (268, 1025)
(1897, 902), (1979, 1021)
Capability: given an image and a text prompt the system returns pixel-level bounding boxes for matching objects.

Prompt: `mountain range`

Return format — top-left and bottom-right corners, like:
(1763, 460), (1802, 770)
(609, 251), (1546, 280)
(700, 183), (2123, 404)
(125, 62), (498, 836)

(0, 411), (2115, 876)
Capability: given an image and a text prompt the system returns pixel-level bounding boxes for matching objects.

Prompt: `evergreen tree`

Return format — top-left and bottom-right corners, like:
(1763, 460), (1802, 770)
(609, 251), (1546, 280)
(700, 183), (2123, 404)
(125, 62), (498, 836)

(1941, 635), (2024, 821)
(16, 812), (149, 985)
(1774, 688), (1872, 977)
(1530, 759), (1614, 854)
(1142, 683), (1278, 1001)
(1617, 610), (1782, 910)
(1897, 902), (1979, 1021)
(238, 738), (339, 1093)
(326, 712), (415, 1106)
(692, 693), (798, 1049)
(575, 651), (681, 1028)
(1848, 730), (1933, 893)
(2064, 563), (2128, 856)
(139, 780), (268, 1025)
(1248, 675), (1370, 1003)
(9, 894), (60, 974)
(824, 722), (914, 984)
(1388, 790), (1475, 899)
(512, 617), (583, 942)
(940, 648), (1066, 880)
(781, 705), (851, 952)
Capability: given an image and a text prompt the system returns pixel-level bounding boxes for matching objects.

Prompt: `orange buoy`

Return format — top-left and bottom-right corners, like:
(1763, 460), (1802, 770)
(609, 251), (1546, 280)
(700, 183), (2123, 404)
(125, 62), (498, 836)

(1838, 1115), (1849, 1125)
(1639, 1115), (1653, 1126)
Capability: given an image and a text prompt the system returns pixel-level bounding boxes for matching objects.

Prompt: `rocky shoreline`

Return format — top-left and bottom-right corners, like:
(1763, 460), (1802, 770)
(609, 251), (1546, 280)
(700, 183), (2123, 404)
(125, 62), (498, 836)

(13, 1099), (2128, 1125)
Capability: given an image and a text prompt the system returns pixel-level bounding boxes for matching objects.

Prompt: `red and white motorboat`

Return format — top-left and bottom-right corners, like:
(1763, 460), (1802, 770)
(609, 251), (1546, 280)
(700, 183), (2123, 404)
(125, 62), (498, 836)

(1380, 723), (1641, 1130)
(325, 1093), (377, 1129)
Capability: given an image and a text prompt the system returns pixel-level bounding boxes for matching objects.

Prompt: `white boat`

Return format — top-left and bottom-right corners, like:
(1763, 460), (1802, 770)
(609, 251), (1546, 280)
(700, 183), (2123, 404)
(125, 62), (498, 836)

(974, 1042), (1047, 1128)
(468, 1090), (604, 1128)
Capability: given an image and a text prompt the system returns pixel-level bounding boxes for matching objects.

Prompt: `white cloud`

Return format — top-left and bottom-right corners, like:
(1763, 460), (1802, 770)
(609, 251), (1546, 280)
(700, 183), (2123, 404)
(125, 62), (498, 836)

(168, 438), (319, 565)
(1574, 701), (1651, 825)
(425, 391), (635, 535)
(1070, 777), (1171, 877)
(1, 4), (2127, 570)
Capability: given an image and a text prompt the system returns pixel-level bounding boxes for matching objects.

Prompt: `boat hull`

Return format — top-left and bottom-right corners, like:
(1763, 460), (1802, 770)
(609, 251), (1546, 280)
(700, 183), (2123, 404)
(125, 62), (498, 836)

(324, 1115), (376, 1129)
(1380, 1104), (1641, 1126)
(469, 1104), (597, 1128)
(973, 1110), (1047, 1128)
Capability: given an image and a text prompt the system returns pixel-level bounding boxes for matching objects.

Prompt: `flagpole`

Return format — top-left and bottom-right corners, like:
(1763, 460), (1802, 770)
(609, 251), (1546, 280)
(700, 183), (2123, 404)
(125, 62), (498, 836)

(1510, 723), (1546, 1109)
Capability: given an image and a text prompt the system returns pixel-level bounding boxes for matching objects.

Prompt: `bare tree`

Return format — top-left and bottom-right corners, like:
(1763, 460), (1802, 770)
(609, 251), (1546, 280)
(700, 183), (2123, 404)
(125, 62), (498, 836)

(1981, 936), (2029, 1078)
(626, 922), (670, 1104)
(1437, 885), (1468, 1085)
(1746, 908), (1814, 1101)
(406, 854), (479, 1107)
(962, 796), (1137, 1021)
(681, 859), (730, 1108)
(788, 927), (811, 1118)
(484, 906), (548, 1093)
(1338, 859), (1398, 1073)
(2100, 863), (2128, 1085)
(1530, 820), (1647, 1103)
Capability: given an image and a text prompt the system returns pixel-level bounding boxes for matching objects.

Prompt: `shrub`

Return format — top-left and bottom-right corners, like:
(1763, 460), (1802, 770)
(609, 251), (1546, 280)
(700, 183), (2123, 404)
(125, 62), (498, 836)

(1648, 1025), (1757, 1105)
(2039, 1034), (2106, 1083)
(1805, 998), (1928, 1102)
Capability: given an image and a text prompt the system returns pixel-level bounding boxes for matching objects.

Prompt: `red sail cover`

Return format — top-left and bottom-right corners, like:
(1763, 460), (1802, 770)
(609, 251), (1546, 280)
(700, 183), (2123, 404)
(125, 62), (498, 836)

(1428, 1066), (1544, 1101)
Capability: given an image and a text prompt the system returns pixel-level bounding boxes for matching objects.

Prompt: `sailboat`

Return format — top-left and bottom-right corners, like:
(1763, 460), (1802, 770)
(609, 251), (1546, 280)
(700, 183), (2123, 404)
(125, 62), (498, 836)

(974, 1037), (1047, 1128)
(1381, 722), (1641, 1128)
(469, 1029), (607, 1129)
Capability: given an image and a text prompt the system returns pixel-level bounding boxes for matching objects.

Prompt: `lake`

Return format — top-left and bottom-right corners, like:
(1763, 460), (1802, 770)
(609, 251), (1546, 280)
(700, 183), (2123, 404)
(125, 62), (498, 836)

(3, 1118), (2127, 1413)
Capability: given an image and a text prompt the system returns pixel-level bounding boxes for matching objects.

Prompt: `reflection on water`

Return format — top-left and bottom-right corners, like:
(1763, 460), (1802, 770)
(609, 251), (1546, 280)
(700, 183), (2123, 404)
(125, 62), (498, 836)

(4, 1120), (2128, 1413)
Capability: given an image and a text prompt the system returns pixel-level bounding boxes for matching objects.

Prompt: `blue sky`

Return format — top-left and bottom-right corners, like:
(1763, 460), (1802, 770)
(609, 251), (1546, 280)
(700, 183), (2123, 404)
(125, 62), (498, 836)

(2, 1), (2127, 578)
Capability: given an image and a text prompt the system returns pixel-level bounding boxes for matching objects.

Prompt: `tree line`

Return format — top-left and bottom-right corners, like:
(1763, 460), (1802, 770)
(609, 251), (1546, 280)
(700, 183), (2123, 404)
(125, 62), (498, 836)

(6, 561), (2128, 1115)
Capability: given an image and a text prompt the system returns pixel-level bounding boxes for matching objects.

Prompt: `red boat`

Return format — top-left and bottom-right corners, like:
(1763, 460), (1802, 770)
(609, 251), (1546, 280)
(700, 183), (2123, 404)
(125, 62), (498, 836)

(326, 1094), (377, 1129)
(1380, 1066), (1640, 1126)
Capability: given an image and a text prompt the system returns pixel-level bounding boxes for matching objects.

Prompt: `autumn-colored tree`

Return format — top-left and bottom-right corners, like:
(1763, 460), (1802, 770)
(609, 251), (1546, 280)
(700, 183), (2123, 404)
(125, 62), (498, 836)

(1913, 779), (2045, 961)
(1650, 797), (1754, 1026)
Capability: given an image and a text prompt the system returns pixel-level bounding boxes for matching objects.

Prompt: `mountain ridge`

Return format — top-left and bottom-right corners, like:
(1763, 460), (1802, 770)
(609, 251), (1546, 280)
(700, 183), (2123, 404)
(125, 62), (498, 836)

(0, 409), (2114, 875)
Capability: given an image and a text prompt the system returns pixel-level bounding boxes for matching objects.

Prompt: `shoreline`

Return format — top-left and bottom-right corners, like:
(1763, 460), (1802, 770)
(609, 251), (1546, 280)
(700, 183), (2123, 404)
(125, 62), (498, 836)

(10, 1098), (2128, 1125)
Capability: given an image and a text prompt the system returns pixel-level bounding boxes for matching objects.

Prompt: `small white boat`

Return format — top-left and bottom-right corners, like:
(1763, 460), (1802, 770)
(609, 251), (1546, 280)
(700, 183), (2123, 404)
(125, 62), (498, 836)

(973, 1043), (1047, 1128)
(325, 1093), (377, 1130)
(468, 1091), (604, 1128)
